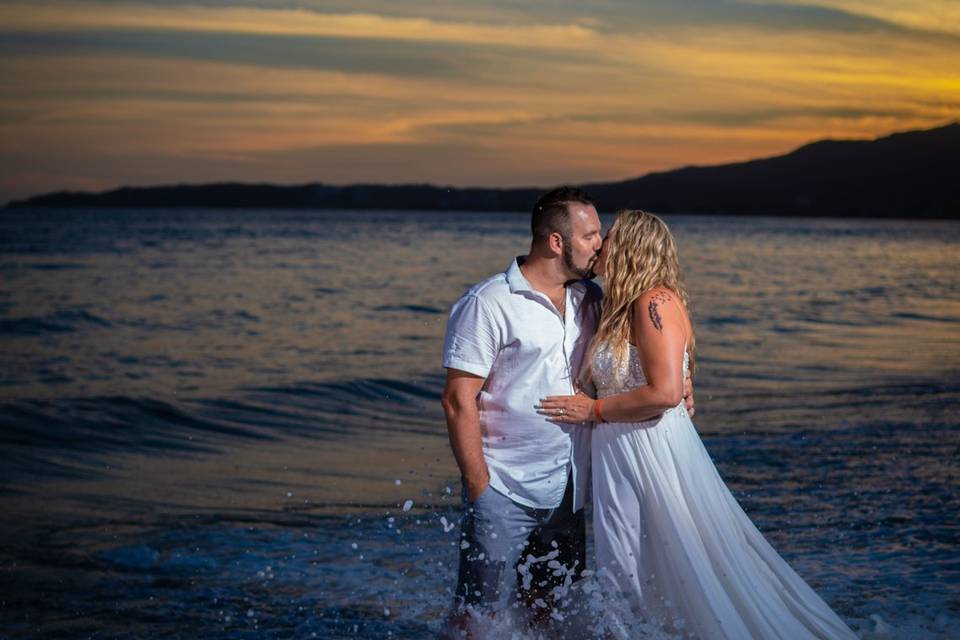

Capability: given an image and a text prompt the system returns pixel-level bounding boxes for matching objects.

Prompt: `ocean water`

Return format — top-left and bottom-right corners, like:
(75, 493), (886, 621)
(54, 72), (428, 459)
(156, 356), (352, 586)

(0, 208), (957, 639)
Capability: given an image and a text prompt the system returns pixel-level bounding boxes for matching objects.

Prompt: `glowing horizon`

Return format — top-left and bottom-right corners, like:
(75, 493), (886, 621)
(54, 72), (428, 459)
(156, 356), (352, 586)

(1, 1), (958, 202)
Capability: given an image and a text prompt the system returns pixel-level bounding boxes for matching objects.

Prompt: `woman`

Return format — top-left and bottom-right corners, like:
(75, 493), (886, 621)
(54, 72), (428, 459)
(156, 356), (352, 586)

(539, 210), (858, 639)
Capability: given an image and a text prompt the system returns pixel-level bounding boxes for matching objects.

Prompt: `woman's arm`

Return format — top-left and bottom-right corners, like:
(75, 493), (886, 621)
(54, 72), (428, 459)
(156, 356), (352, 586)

(538, 288), (689, 423)
(599, 289), (687, 422)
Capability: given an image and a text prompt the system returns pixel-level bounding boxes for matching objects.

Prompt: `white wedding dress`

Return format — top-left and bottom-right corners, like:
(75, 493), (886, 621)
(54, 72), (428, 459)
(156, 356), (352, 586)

(590, 342), (858, 639)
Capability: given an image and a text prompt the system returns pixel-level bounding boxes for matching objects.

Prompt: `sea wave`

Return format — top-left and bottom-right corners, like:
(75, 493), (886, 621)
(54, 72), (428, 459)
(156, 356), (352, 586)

(0, 310), (111, 335)
(0, 374), (447, 485)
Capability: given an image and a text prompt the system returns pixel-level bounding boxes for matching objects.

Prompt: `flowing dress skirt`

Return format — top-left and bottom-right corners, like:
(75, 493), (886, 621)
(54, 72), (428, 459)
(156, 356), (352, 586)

(592, 404), (858, 640)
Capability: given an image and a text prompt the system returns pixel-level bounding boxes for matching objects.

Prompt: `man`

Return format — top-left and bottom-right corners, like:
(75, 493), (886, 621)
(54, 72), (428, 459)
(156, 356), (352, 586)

(440, 186), (602, 635)
(440, 187), (692, 634)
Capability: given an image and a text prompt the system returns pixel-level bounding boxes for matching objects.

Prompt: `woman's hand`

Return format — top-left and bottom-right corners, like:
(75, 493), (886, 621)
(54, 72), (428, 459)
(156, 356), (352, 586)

(536, 391), (595, 423)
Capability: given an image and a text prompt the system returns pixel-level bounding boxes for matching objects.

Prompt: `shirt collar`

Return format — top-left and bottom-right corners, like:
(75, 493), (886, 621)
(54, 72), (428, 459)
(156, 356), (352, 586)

(506, 256), (533, 294)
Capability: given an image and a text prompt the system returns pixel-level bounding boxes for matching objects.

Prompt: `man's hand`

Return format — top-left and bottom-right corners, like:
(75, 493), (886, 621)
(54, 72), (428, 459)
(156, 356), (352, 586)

(683, 370), (695, 417)
(465, 474), (490, 502)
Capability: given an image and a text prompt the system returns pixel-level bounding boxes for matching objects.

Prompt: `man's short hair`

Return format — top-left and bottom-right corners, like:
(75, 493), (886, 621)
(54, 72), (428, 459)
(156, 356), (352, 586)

(531, 186), (596, 242)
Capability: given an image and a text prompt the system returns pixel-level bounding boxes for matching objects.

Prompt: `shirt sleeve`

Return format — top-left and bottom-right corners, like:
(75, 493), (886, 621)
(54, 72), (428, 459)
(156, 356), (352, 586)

(442, 294), (501, 378)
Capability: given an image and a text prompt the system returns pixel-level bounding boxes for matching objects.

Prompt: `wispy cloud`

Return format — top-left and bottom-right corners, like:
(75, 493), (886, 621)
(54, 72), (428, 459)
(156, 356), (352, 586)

(0, 3), (600, 49)
(748, 0), (960, 36)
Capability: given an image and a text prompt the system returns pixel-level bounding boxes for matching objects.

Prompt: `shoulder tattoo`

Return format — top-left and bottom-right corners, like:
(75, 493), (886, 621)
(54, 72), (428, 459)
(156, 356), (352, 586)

(647, 291), (672, 333)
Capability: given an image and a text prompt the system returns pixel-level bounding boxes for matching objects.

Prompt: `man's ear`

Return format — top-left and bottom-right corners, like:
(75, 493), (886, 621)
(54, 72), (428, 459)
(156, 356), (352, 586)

(548, 231), (564, 257)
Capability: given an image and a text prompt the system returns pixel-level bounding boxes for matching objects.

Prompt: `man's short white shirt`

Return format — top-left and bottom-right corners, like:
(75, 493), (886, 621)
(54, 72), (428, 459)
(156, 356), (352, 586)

(442, 257), (601, 511)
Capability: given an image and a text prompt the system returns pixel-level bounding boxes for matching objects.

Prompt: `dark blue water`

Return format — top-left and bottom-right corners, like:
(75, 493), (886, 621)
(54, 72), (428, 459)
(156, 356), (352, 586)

(0, 209), (958, 638)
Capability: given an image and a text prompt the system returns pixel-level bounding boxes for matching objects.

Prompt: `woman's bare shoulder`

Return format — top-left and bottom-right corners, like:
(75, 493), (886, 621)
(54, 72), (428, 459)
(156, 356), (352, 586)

(632, 287), (685, 335)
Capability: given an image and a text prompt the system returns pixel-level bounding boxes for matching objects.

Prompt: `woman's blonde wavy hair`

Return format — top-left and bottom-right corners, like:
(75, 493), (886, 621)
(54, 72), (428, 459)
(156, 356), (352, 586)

(587, 209), (696, 381)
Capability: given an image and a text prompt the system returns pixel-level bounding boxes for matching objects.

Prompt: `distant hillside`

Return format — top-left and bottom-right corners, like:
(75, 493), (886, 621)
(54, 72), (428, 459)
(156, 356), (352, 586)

(587, 122), (959, 218)
(8, 122), (959, 218)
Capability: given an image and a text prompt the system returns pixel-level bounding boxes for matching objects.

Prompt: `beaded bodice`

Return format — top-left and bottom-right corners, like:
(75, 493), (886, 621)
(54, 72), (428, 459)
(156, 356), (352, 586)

(592, 341), (689, 400)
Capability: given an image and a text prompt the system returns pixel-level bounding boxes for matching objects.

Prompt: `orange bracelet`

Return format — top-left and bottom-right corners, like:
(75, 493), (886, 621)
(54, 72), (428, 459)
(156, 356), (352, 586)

(593, 398), (606, 423)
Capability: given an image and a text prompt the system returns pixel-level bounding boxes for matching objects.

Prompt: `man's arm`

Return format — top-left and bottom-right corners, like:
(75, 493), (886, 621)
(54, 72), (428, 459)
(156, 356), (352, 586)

(441, 368), (489, 501)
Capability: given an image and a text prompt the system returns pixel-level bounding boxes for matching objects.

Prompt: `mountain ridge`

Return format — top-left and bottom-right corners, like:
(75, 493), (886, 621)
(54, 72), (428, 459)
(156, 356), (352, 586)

(8, 122), (959, 218)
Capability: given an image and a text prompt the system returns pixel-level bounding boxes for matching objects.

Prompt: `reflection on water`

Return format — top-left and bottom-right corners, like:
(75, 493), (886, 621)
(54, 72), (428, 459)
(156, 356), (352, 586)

(3, 211), (954, 400)
(0, 209), (958, 638)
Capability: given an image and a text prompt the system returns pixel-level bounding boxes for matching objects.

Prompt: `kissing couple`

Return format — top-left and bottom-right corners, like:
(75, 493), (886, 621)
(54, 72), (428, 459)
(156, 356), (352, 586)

(440, 187), (858, 639)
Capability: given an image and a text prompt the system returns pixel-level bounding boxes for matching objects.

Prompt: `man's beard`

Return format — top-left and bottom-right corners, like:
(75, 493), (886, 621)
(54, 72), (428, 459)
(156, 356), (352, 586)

(563, 239), (596, 280)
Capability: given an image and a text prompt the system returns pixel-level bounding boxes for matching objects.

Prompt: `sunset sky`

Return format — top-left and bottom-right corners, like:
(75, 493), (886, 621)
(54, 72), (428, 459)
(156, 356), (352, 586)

(1, 1), (958, 203)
